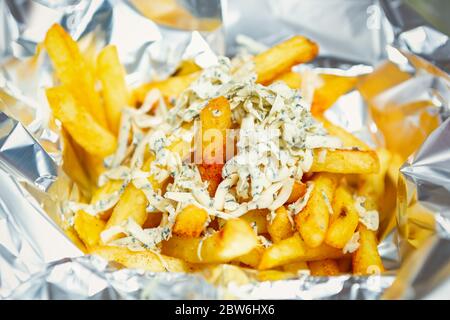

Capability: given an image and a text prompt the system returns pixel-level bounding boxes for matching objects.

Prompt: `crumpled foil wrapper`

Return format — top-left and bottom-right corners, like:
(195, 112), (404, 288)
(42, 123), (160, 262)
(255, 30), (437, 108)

(0, 0), (449, 299)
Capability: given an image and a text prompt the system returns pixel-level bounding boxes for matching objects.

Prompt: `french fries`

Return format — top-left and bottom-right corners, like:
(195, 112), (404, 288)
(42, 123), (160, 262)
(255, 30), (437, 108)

(134, 35), (319, 104)
(259, 233), (344, 270)
(295, 173), (339, 248)
(91, 246), (194, 272)
(267, 206), (294, 243)
(308, 259), (340, 276)
(44, 24), (108, 129)
(254, 36), (318, 84)
(41, 25), (390, 278)
(46, 87), (117, 157)
(97, 45), (130, 135)
(172, 204), (209, 238)
(311, 149), (379, 174)
(162, 219), (258, 264)
(325, 184), (360, 249)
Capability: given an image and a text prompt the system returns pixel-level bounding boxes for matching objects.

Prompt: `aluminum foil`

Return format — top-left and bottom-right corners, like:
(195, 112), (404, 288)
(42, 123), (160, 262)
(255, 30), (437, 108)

(0, 0), (449, 299)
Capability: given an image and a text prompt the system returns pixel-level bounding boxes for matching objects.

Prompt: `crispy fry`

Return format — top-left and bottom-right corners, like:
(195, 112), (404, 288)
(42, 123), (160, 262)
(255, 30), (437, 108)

(44, 24), (108, 128)
(267, 206), (294, 243)
(97, 45), (130, 135)
(254, 36), (318, 84)
(235, 245), (265, 268)
(259, 233), (344, 270)
(282, 261), (309, 273)
(295, 173), (339, 248)
(352, 224), (384, 275)
(61, 128), (92, 193)
(286, 181), (307, 204)
(174, 59), (202, 76)
(311, 74), (357, 115)
(133, 72), (199, 105)
(46, 87), (117, 157)
(172, 204), (209, 238)
(273, 71), (302, 89)
(308, 259), (340, 276)
(358, 148), (391, 201)
(198, 96), (231, 195)
(74, 210), (106, 248)
(325, 184), (360, 249)
(162, 218), (258, 264)
(241, 209), (268, 234)
(257, 270), (296, 281)
(318, 116), (369, 150)
(103, 184), (148, 239)
(311, 149), (379, 174)
(91, 245), (194, 272)
(134, 36), (318, 103)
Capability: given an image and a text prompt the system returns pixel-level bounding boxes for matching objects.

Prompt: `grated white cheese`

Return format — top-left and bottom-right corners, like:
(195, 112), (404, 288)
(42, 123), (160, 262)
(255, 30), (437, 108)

(354, 196), (379, 231)
(322, 190), (334, 215)
(288, 181), (314, 215)
(343, 231), (360, 254)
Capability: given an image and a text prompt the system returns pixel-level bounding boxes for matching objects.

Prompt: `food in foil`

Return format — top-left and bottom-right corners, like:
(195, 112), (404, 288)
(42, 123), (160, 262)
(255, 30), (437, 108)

(0, 0), (449, 300)
(29, 22), (392, 279)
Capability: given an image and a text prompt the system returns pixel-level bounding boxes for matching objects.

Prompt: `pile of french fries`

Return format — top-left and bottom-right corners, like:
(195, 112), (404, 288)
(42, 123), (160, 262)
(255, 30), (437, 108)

(43, 23), (394, 278)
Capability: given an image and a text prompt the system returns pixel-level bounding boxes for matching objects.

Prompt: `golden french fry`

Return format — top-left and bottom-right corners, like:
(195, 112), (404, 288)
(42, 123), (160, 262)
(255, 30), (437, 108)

(286, 181), (307, 204)
(103, 184), (148, 238)
(44, 24), (108, 128)
(282, 261), (309, 273)
(267, 206), (294, 243)
(46, 87), (117, 157)
(325, 184), (360, 249)
(273, 71), (302, 89)
(311, 74), (357, 115)
(257, 270), (296, 281)
(174, 59), (202, 76)
(162, 218), (258, 264)
(311, 149), (379, 174)
(134, 72), (199, 105)
(259, 233), (344, 270)
(352, 224), (384, 275)
(254, 36), (318, 84)
(318, 116), (369, 150)
(295, 173), (339, 248)
(235, 245), (265, 268)
(61, 128), (92, 193)
(172, 204), (209, 238)
(134, 36), (318, 103)
(198, 96), (232, 195)
(97, 45), (130, 135)
(65, 226), (88, 253)
(241, 209), (268, 234)
(308, 259), (340, 276)
(74, 210), (106, 248)
(358, 148), (391, 201)
(91, 245), (194, 272)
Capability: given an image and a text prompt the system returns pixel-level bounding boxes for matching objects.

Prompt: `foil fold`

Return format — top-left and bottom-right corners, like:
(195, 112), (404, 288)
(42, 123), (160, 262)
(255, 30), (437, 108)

(0, 0), (449, 299)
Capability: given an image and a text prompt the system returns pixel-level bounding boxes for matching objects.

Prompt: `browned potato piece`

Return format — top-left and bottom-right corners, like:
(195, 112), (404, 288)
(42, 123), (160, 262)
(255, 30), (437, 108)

(91, 246), (194, 272)
(172, 204), (209, 238)
(46, 87), (117, 157)
(311, 149), (379, 174)
(273, 71), (302, 89)
(255, 36), (319, 84)
(318, 116), (369, 150)
(286, 181), (307, 204)
(282, 261), (309, 273)
(44, 24), (108, 128)
(74, 210), (106, 248)
(308, 259), (340, 276)
(267, 206), (294, 243)
(241, 209), (268, 234)
(295, 173), (339, 248)
(162, 218), (258, 264)
(235, 245), (265, 268)
(325, 185), (360, 249)
(97, 45), (130, 135)
(259, 233), (344, 270)
(352, 224), (384, 275)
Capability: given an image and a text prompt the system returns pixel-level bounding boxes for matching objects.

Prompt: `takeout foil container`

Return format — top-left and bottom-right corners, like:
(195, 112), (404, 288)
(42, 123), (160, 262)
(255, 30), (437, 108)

(0, 0), (449, 299)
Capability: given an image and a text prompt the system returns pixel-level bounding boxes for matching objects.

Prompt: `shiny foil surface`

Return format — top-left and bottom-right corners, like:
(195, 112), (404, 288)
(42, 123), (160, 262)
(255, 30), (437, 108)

(0, 0), (449, 299)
